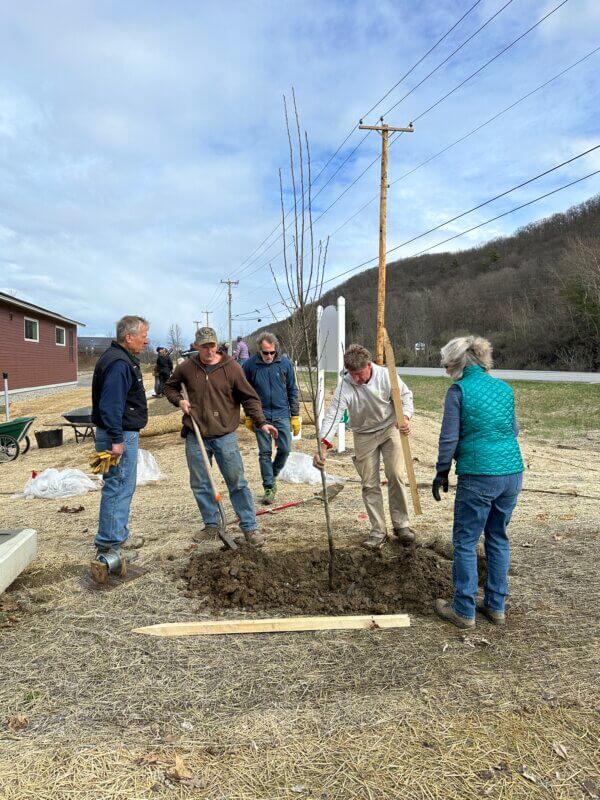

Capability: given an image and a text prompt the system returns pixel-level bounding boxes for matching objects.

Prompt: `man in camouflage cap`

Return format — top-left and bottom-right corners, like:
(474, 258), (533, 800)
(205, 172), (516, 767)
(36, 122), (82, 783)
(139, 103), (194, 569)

(165, 326), (277, 547)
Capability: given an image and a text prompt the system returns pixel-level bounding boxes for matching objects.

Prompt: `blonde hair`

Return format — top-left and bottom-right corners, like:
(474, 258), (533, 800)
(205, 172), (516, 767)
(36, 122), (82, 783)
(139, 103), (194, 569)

(440, 335), (493, 380)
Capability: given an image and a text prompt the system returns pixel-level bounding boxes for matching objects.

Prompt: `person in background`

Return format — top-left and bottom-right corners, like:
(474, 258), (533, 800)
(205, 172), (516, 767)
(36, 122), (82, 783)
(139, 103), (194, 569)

(91, 315), (149, 562)
(432, 335), (523, 630)
(153, 346), (173, 397)
(313, 343), (415, 550)
(164, 327), (277, 547)
(242, 332), (300, 505)
(233, 336), (249, 365)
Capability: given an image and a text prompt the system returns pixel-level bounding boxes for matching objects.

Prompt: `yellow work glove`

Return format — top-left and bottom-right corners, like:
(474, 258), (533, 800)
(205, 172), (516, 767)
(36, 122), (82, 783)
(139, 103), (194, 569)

(244, 417), (254, 432)
(291, 416), (302, 436)
(88, 450), (121, 474)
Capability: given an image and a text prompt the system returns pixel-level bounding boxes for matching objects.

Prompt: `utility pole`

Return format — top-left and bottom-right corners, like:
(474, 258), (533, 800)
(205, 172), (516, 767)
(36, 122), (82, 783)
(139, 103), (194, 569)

(358, 119), (414, 365)
(193, 320), (202, 332)
(201, 310), (212, 327)
(221, 279), (239, 352)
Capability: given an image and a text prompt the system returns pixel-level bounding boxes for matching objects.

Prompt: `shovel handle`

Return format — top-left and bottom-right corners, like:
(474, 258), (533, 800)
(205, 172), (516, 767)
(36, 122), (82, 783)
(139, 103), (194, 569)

(180, 384), (238, 551)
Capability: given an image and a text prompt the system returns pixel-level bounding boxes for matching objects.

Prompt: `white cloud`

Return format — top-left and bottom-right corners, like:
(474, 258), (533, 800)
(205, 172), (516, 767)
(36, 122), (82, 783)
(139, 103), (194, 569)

(0, 0), (598, 340)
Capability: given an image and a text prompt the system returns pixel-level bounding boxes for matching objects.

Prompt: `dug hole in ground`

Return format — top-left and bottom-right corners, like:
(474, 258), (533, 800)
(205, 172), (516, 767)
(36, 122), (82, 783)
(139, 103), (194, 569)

(0, 379), (599, 799)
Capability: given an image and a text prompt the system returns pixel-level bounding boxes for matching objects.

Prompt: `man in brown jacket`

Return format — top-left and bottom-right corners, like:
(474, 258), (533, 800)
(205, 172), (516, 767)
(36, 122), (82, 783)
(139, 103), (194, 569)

(165, 326), (277, 547)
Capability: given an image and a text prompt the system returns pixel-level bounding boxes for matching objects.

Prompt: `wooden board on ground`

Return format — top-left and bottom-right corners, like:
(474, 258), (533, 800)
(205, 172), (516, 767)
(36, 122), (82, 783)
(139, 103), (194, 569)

(134, 613), (411, 637)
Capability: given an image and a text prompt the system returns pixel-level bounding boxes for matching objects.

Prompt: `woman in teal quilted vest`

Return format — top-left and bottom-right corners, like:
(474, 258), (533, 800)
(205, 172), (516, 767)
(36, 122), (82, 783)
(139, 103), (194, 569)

(432, 336), (523, 629)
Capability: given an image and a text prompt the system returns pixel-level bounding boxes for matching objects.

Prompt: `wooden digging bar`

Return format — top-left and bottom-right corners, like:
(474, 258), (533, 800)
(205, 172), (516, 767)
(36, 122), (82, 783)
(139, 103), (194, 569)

(383, 329), (422, 515)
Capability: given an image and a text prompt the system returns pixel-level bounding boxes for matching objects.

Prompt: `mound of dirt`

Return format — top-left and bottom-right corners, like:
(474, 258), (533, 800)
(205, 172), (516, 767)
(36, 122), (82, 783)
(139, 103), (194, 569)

(183, 544), (475, 615)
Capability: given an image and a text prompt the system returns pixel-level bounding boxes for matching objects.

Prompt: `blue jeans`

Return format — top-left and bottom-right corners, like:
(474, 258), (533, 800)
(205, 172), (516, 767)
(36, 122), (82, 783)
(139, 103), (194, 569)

(185, 431), (257, 533)
(255, 418), (292, 489)
(452, 472), (522, 619)
(94, 429), (139, 550)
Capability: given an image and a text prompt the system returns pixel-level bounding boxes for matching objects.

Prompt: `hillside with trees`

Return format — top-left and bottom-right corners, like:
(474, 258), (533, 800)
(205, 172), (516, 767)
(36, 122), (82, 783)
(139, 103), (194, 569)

(254, 195), (600, 370)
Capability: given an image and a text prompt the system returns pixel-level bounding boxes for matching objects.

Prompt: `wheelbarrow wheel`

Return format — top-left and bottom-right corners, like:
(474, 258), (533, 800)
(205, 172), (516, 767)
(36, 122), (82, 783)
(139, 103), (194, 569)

(0, 434), (20, 463)
(21, 435), (31, 455)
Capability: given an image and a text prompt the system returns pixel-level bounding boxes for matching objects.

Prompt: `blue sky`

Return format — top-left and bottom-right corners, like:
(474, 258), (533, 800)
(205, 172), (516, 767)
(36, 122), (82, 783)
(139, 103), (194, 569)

(1, 0), (599, 345)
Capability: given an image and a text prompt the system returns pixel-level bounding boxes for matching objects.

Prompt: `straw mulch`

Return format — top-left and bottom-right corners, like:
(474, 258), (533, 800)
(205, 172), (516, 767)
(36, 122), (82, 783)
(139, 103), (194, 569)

(0, 383), (599, 799)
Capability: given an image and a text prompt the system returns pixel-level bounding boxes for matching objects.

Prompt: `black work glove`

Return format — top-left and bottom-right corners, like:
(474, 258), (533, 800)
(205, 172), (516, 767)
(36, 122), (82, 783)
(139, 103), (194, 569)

(432, 470), (450, 502)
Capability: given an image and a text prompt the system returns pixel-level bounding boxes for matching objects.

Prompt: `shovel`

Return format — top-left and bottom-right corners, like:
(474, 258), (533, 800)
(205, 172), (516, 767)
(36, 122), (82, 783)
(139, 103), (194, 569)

(180, 385), (238, 551)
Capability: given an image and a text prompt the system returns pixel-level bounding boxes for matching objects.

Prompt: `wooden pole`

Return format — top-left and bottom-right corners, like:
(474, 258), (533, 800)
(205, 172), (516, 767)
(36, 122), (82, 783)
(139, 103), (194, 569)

(358, 122), (414, 365)
(376, 126), (389, 366)
(383, 328), (422, 515)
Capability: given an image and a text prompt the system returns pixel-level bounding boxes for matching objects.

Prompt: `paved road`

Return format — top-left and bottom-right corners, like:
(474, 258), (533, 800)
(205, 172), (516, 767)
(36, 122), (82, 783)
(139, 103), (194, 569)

(395, 367), (600, 384)
(300, 366), (599, 383)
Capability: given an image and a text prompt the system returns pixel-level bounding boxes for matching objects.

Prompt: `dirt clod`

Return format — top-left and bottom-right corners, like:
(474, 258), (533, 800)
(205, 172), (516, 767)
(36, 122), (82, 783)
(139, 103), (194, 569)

(183, 544), (459, 615)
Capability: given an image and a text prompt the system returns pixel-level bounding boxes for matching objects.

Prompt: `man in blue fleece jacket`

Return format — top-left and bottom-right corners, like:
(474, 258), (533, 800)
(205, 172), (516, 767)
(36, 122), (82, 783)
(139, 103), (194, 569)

(242, 332), (300, 505)
(91, 315), (149, 559)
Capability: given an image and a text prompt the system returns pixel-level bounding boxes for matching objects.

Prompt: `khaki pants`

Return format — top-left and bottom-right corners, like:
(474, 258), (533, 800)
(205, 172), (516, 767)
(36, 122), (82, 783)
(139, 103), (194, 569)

(353, 424), (409, 539)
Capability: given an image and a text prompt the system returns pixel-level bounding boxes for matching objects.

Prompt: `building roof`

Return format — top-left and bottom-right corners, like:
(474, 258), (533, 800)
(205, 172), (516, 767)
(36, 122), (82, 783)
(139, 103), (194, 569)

(78, 336), (112, 350)
(0, 291), (85, 326)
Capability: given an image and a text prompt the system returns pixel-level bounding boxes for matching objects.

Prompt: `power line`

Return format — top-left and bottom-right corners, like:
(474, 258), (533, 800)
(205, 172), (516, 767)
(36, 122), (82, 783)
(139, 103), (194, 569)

(408, 0), (570, 126)
(411, 169), (600, 257)
(241, 148), (600, 315)
(232, 0), (576, 286)
(228, 0), (488, 280)
(308, 46), (600, 249)
(359, 0), (484, 121)
(379, 0), (515, 119)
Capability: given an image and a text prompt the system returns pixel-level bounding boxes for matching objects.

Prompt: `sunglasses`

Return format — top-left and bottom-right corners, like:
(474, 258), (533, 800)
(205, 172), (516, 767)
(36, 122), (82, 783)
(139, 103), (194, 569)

(261, 349), (277, 356)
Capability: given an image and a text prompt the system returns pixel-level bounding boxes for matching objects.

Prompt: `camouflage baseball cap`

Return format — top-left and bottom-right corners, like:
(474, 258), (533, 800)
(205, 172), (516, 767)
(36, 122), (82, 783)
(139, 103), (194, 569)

(195, 326), (218, 345)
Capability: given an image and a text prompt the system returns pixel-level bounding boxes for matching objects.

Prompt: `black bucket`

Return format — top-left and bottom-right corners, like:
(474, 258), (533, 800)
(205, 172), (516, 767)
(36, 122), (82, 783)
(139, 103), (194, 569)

(34, 429), (64, 449)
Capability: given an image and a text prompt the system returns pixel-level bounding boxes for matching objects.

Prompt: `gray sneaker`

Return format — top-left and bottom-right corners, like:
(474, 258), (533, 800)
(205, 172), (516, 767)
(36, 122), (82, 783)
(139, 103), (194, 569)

(476, 597), (506, 625)
(244, 530), (265, 548)
(434, 599), (475, 629)
(393, 526), (415, 544)
(361, 533), (387, 551)
(193, 526), (220, 543)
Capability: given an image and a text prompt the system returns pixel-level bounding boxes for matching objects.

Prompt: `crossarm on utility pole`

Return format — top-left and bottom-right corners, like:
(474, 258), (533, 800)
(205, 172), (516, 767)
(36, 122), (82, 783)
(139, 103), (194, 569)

(383, 328), (422, 515)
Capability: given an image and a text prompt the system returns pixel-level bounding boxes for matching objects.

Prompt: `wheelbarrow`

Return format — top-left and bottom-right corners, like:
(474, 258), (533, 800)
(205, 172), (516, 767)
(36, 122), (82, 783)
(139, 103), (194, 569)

(60, 406), (95, 443)
(0, 416), (36, 463)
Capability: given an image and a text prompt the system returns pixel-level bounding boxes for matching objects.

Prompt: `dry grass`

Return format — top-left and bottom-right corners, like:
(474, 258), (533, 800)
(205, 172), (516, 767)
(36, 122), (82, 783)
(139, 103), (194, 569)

(0, 382), (599, 799)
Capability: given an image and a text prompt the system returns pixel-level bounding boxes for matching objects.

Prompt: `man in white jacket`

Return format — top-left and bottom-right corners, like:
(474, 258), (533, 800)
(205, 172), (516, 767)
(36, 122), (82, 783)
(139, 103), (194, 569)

(313, 343), (414, 550)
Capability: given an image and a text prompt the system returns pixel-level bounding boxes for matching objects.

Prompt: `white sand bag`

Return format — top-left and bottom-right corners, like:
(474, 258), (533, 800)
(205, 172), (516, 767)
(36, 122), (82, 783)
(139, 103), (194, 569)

(19, 468), (99, 499)
(279, 452), (343, 485)
(137, 449), (166, 485)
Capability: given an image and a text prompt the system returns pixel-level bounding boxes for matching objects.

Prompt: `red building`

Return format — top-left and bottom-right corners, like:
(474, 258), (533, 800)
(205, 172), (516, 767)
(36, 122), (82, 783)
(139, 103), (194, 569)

(0, 291), (85, 393)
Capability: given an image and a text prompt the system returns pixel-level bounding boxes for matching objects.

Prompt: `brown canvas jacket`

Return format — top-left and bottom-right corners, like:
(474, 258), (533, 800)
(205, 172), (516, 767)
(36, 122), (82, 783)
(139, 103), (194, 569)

(164, 354), (266, 438)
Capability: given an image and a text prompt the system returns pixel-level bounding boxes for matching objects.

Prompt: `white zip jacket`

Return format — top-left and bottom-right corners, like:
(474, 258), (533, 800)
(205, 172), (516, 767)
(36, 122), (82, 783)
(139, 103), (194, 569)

(319, 362), (414, 444)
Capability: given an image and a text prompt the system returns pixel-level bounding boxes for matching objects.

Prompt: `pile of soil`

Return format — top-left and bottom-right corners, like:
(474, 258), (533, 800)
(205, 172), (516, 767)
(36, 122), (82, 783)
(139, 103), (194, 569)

(182, 544), (476, 615)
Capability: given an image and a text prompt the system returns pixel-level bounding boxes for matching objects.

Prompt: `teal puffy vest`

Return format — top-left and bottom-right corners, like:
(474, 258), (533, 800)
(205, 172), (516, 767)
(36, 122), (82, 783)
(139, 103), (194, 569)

(455, 365), (523, 476)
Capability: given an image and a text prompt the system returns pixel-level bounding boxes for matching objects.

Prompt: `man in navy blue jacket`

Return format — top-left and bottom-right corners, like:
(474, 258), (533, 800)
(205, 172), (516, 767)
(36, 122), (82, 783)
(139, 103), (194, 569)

(243, 332), (300, 504)
(91, 315), (149, 559)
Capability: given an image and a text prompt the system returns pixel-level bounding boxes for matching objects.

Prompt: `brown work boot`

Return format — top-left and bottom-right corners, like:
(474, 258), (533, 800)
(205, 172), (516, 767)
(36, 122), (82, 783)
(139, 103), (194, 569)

(244, 530), (265, 548)
(476, 597), (506, 625)
(361, 533), (387, 551)
(434, 599), (475, 629)
(193, 526), (220, 543)
(393, 526), (415, 545)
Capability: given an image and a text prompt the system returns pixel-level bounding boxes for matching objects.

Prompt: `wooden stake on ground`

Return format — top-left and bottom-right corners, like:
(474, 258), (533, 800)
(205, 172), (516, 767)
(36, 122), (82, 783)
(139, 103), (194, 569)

(133, 613), (410, 637)
(383, 328), (422, 515)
